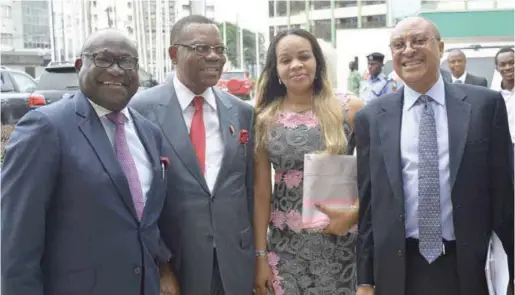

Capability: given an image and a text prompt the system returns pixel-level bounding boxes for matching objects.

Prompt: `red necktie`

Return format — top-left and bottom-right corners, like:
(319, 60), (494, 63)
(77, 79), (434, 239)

(190, 96), (206, 174)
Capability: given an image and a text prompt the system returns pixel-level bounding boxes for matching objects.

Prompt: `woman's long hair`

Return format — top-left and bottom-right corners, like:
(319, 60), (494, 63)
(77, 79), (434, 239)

(254, 28), (346, 154)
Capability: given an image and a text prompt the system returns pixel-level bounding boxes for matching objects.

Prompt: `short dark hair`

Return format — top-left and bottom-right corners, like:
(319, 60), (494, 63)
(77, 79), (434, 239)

(495, 47), (514, 65)
(170, 15), (216, 45)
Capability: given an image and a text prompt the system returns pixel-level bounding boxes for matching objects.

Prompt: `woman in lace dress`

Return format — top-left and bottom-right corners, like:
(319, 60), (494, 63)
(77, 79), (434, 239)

(253, 28), (363, 295)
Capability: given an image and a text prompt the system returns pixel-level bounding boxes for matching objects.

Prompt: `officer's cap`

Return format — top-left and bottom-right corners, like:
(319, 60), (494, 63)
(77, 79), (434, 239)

(367, 52), (385, 63)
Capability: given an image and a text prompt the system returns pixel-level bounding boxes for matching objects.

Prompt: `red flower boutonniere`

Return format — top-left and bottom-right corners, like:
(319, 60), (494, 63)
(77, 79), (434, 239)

(239, 130), (249, 156)
(160, 156), (170, 179)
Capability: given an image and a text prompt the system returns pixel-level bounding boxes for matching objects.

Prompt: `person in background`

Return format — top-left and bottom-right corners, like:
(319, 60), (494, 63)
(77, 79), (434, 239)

(130, 15), (255, 295)
(348, 60), (361, 95)
(447, 49), (488, 86)
(252, 28), (360, 295)
(355, 16), (513, 295)
(1, 29), (168, 295)
(359, 52), (396, 103)
(492, 47), (514, 141)
(487, 46), (514, 295)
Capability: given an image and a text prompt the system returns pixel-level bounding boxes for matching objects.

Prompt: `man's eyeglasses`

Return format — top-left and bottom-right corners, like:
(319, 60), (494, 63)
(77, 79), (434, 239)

(174, 44), (226, 56)
(82, 53), (139, 70)
(389, 36), (438, 53)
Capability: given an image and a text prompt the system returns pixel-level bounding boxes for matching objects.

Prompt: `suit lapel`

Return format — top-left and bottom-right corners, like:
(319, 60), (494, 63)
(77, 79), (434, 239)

(130, 109), (159, 220)
(212, 89), (237, 194)
(444, 83), (470, 190)
(74, 92), (138, 219)
(153, 83), (210, 193)
(377, 93), (404, 202)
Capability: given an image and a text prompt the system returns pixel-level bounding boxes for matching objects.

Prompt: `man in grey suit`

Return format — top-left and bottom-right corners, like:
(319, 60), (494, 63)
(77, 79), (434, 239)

(130, 15), (255, 295)
(355, 17), (514, 295)
(447, 49), (488, 87)
(1, 29), (167, 295)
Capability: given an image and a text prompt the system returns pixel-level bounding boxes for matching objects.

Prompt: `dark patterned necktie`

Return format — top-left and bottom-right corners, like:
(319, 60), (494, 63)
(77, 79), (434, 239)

(417, 95), (442, 263)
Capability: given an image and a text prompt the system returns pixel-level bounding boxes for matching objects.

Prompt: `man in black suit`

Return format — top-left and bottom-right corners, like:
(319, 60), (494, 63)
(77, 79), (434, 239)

(355, 17), (514, 295)
(447, 49), (488, 87)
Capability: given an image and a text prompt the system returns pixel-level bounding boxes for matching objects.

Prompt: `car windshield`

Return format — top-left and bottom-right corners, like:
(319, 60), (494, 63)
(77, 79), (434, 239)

(36, 67), (79, 90)
(221, 72), (245, 80)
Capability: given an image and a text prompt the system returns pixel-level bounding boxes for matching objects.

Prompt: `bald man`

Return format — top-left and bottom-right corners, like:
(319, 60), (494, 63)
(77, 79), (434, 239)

(355, 17), (514, 295)
(1, 29), (169, 295)
(447, 49), (488, 87)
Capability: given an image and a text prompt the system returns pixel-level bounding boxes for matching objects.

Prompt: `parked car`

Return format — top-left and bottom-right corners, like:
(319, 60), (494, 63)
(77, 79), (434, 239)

(0, 67), (38, 124)
(217, 70), (253, 100)
(33, 62), (159, 108)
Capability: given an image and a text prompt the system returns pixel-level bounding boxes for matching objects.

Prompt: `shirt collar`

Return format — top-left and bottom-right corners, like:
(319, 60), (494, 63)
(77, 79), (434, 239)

(173, 75), (217, 111)
(452, 71), (467, 83)
(403, 74), (445, 111)
(368, 72), (386, 82)
(88, 99), (131, 122)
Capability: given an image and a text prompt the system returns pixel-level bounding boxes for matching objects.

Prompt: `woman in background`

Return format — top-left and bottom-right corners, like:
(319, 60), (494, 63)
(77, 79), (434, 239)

(252, 28), (363, 295)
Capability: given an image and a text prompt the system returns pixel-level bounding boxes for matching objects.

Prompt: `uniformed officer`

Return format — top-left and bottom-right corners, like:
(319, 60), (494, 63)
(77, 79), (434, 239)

(359, 52), (397, 103)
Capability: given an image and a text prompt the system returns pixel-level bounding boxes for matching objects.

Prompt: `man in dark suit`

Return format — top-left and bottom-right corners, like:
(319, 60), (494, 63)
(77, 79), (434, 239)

(130, 15), (255, 295)
(355, 17), (514, 295)
(1, 29), (167, 295)
(447, 49), (488, 87)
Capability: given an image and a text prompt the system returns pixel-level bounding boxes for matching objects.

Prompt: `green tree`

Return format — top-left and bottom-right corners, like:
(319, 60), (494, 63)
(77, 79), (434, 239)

(218, 22), (265, 75)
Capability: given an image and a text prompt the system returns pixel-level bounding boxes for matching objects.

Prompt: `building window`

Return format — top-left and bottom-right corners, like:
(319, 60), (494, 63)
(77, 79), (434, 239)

(362, 14), (386, 28)
(290, 1), (304, 16)
(0, 33), (13, 46)
(363, 0), (385, 5)
(128, 15), (132, 21)
(268, 0), (274, 17)
(336, 1), (357, 8)
(336, 17), (358, 29)
(313, 1), (331, 10)
(1, 5), (12, 18)
(127, 2), (132, 8)
(276, 1), (287, 16)
(313, 19), (331, 42)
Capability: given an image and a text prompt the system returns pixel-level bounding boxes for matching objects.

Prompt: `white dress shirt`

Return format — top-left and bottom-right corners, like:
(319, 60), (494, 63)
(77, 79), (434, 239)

(173, 76), (224, 192)
(451, 71), (467, 84)
(88, 99), (153, 202)
(400, 76), (455, 241)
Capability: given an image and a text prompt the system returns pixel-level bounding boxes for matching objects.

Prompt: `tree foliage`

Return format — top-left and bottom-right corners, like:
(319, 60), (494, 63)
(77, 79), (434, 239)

(217, 22), (266, 70)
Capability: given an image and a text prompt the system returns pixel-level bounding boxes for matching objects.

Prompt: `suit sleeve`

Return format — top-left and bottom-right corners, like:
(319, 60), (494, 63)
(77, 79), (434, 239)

(354, 109), (375, 286)
(488, 92), (514, 281)
(246, 107), (255, 225)
(1, 110), (60, 295)
(481, 77), (488, 87)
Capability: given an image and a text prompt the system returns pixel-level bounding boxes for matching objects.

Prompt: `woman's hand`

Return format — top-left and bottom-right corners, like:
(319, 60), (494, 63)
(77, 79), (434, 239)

(254, 256), (275, 295)
(315, 203), (359, 236)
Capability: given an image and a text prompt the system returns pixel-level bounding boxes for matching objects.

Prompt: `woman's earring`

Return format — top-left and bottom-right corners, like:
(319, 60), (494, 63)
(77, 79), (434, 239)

(278, 79), (282, 85)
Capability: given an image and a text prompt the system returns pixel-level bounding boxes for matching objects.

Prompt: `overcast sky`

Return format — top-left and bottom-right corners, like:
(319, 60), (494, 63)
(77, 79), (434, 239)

(214, 0), (268, 33)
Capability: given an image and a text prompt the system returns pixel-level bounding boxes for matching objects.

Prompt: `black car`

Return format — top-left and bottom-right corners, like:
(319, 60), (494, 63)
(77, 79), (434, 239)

(1, 67), (38, 124)
(34, 62), (159, 106)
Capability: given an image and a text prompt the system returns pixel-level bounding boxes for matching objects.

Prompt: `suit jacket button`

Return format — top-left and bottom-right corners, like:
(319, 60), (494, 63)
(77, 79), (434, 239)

(134, 266), (142, 275)
(397, 249), (403, 256)
(398, 214), (404, 221)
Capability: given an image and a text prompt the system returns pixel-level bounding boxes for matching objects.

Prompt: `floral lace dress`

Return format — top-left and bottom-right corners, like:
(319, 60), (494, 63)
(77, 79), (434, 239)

(265, 108), (357, 295)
